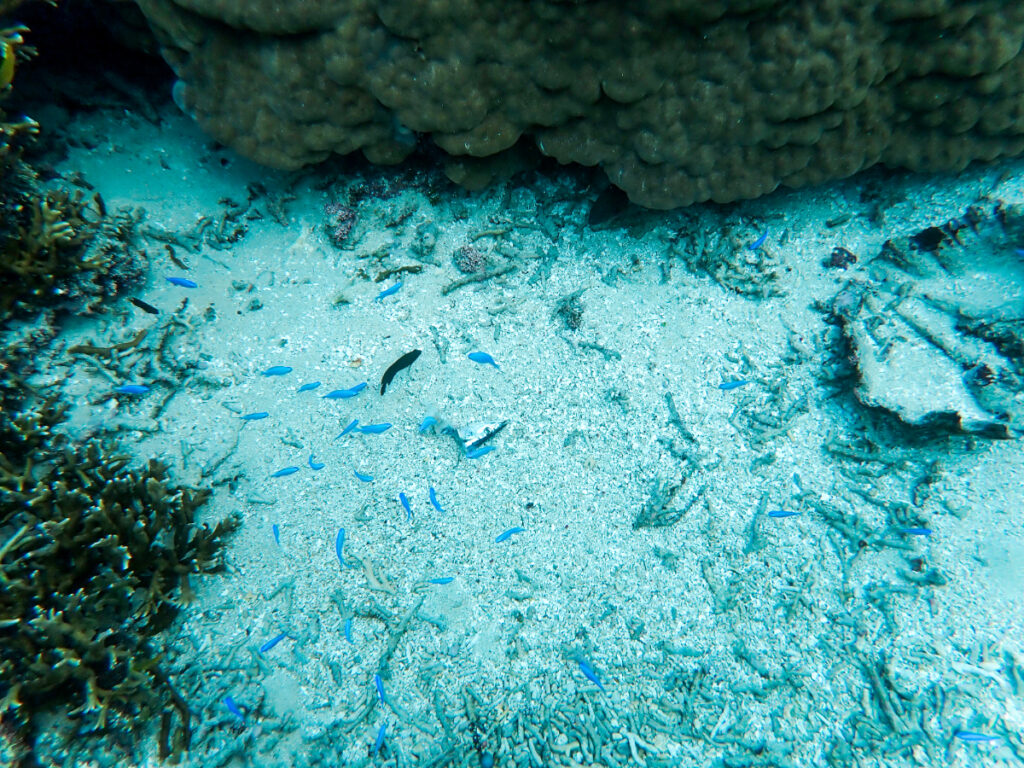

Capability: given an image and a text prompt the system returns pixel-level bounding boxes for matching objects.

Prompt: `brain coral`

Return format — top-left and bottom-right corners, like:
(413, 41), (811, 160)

(136, 0), (1024, 208)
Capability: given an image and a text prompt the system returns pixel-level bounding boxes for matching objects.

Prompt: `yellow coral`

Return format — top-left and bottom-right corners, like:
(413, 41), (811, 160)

(0, 26), (28, 91)
(0, 41), (13, 89)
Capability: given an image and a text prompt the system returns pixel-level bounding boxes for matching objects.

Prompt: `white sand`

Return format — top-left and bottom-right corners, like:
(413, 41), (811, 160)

(47, 102), (1024, 767)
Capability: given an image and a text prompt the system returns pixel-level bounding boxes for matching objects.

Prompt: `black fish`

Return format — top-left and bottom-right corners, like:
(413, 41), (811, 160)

(380, 349), (421, 395)
(129, 297), (159, 314)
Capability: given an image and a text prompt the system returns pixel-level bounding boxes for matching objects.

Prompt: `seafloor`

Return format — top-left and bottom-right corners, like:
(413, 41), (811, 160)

(29, 99), (1024, 767)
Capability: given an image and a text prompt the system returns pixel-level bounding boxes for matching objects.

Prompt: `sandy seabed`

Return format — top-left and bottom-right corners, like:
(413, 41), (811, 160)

(36, 102), (1024, 767)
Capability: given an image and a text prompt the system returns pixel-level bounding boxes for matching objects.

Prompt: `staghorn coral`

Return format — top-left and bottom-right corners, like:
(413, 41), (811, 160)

(0, 11), (232, 764)
(0, 356), (239, 763)
(0, 11), (146, 321)
(135, 0), (1024, 209)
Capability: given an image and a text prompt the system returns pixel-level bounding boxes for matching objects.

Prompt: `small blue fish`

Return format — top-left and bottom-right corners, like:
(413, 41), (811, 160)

(258, 633), (288, 654)
(902, 527), (933, 536)
(748, 230), (768, 250)
(468, 351), (500, 369)
(375, 281), (402, 301)
(224, 696), (245, 721)
(242, 411), (269, 421)
(344, 617), (354, 644)
(719, 380), (749, 391)
(419, 416), (437, 433)
(359, 423), (392, 435)
(354, 470), (374, 483)
(429, 486), (444, 513)
(262, 366), (292, 376)
(272, 524), (280, 544)
(954, 731), (1000, 743)
(336, 527), (346, 568)
(338, 419), (359, 437)
(768, 510), (800, 518)
(166, 276), (198, 288)
(271, 466), (300, 478)
(466, 445), (495, 460)
(308, 453), (325, 471)
(428, 577), (454, 585)
(495, 526), (525, 543)
(324, 382), (367, 399)
(578, 659), (606, 692)
(298, 381), (321, 392)
(399, 492), (412, 519)
(373, 722), (387, 757)
(373, 674), (386, 705)
(115, 384), (150, 395)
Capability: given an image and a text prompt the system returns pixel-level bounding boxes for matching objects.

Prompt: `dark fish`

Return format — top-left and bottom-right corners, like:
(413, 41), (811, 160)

(129, 297), (159, 314)
(380, 349), (421, 394)
(588, 185), (629, 226)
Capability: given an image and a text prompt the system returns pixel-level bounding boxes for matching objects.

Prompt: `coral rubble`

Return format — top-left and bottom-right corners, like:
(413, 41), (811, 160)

(829, 202), (1024, 436)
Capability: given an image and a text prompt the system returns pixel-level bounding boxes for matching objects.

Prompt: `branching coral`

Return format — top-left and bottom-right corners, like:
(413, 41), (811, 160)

(0, 375), (239, 763)
(0, 7), (138, 320)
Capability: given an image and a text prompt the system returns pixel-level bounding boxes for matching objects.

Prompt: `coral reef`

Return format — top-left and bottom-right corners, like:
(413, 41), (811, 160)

(0, 10), (237, 764)
(452, 243), (488, 275)
(324, 201), (356, 247)
(136, 0), (1024, 208)
(0, 343), (239, 763)
(0, 6), (146, 320)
